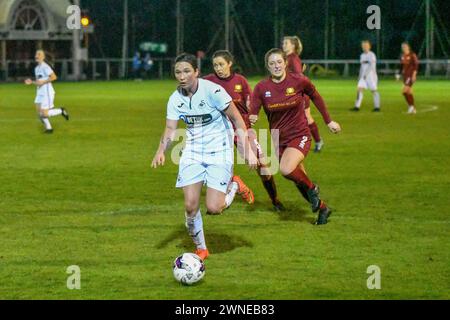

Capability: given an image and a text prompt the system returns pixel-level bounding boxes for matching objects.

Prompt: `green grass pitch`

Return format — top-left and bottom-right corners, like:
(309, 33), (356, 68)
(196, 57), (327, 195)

(0, 78), (448, 299)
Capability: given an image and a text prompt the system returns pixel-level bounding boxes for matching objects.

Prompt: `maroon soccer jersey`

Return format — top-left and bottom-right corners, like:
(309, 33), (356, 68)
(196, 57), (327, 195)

(286, 53), (312, 109)
(401, 52), (419, 84)
(250, 73), (331, 146)
(204, 73), (252, 128)
(287, 53), (303, 75)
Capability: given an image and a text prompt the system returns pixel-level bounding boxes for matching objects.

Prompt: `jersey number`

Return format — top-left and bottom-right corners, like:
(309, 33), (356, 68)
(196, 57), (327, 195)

(299, 136), (308, 149)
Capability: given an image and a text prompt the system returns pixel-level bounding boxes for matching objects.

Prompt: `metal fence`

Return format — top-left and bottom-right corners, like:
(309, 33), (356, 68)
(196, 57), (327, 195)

(0, 58), (174, 81)
(1, 58), (449, 81)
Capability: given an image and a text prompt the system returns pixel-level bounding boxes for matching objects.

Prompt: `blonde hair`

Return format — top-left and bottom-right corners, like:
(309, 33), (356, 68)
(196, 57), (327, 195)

(361, 40), (371, 47)
(284, 36), (303, 56)
(36, 49), (46, 58)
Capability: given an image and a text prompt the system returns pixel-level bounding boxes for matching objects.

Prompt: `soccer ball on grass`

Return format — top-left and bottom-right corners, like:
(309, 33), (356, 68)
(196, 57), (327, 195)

(173, 253), (205, 285)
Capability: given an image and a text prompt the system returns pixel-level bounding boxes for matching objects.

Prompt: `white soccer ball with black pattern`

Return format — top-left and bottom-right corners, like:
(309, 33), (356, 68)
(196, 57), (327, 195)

(173, 253), (206, 285)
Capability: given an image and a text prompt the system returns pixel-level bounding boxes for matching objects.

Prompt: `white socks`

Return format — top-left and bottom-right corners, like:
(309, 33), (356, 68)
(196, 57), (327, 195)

(355, 91), (363, 108)
(48, 108), (62, 117)
(356, 91), (381, 109)
(185, 210), (206, 250)
(184, 182), (240, 250)
(225, 181), (239, 209)
(41, 117), (52, 130)
(373, 91), (380, 109)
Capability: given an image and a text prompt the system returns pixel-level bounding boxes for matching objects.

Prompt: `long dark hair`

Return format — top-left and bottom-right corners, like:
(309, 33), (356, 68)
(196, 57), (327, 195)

(174, 53), (198, 70)
(212, 50), (235, 64)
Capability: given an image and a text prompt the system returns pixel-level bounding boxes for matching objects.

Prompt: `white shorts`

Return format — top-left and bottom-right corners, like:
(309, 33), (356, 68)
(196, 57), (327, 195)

(176, 150), (233, 194)
(34, 92), (55, 110)
(357, 75), (378, 91)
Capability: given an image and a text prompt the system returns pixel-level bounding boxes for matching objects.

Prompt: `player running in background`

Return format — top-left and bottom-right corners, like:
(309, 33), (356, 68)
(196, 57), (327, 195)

(204, 50), (285, 211)
(24, 50), (69, 134)
(151, 53), (258, 261)
(250, 49), (341, 225)
(351, 40), (381, 112)
(283, 36), (324, 153)
(398, 42), (419, 114)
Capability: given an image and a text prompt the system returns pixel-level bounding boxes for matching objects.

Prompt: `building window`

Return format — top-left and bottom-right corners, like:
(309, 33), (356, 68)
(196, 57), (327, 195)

(10, 0), (47, 31)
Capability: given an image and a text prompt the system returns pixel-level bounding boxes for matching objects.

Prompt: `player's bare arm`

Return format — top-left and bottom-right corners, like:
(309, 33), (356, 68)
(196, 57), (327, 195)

(25, 72), (57, 87)
(151, 119), (178, 168)
(224, 102), (258, 169)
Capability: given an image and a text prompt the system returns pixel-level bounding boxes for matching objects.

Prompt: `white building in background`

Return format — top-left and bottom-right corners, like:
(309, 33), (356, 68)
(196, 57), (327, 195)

(0, 0), (92, 80)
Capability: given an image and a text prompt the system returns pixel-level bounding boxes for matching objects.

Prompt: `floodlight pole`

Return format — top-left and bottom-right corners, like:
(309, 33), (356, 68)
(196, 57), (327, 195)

(225, 0), (230, 51)
(274, 0), (279, 47)
(324, 0), (329, 68)
(375, 0), (381, 58)
(176, 0), (184, 55)
(425, 0), (430, 59)
(121, 0), (129, 79)
(72, 0), (81, 81)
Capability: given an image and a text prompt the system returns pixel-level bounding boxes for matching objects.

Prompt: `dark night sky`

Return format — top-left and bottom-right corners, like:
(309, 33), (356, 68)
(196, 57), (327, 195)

(81, 0), (449, 65)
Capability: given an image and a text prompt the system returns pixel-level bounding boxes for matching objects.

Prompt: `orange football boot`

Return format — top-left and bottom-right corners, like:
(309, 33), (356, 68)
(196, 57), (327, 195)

(195, 248), (210, 261)
(232, 175), (255, 204)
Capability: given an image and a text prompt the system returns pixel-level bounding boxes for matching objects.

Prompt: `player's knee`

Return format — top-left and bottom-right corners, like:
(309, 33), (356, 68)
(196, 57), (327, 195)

(206, 202), (223, 215)
(184, 200), (199, 216)
(280, 165), (295, 177)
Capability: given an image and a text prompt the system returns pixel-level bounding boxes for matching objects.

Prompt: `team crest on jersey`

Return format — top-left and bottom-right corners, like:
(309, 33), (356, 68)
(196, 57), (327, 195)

(286, 87), (296, 96)
(265, 91), (272, 98)
(234, 84), (243, 93)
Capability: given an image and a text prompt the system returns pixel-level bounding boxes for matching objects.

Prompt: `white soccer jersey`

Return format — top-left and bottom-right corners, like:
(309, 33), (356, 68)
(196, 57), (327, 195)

(35, 62), (55, 96)
(167, 78), (234, 156)
(359, 51), (377, 79)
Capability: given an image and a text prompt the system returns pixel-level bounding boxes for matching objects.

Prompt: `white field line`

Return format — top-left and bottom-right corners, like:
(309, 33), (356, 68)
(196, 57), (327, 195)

(95, 204), (175, 215)
(0, 118), (105, 122)
(402, 105), (439, 114)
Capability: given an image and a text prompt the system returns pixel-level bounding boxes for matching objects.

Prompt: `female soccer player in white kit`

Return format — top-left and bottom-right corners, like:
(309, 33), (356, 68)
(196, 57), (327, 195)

(352, 40), (381, 112)
(151, 53), (258, 261)
(24, 50), (69, 133)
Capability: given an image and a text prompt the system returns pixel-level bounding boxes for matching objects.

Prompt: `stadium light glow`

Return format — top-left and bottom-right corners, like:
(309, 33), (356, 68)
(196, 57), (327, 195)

(81, 17), (90, 27)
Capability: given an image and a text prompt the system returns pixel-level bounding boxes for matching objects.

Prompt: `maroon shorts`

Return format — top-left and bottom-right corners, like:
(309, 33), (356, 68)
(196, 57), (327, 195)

(277, 135), (312, 160)
(403, 76), (415, 87)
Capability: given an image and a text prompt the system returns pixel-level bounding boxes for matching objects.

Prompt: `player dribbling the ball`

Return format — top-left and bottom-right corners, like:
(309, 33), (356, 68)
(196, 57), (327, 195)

(24, 50), (69, 133)
(250, 49), (341, 225)
(204, 50), (285, 211)
(151, 53), (258, 261)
